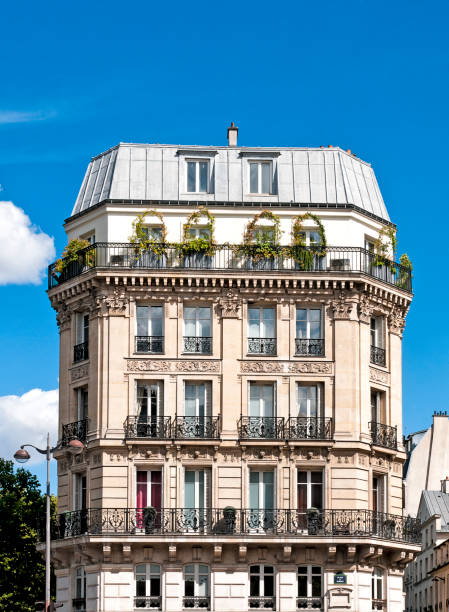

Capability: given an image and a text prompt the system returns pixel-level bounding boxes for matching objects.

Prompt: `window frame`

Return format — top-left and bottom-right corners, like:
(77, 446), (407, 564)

(296, 383), (323, 419)
(135, 563), (162, 599)
(75, 566), (86, 600)
(186, 159), (210, 194)
(75, 312), (89, 345)
(77, 386), (88, 421)
(249, 564), (275, 598)
(297, 565), (323, 599)
(183, 563), (210, 597)
(136, 380), (164, 419)
(371, 567), (384, 606)
(248, 306), (276, 339)
(297, 469), (324, 511)
(248, 161), (273, 195)
(295, 307), (323, 340)
(136, 305), (164, 338)
(249, 468), (276, 510)
(183, 305), (212, 338)
(370, 316), (385, 350)
(73, 472), (87, 511)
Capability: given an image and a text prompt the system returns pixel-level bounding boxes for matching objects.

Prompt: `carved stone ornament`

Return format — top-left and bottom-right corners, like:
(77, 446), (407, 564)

(331, 291), (354, 320)
(240, 361), (333, 375)
(388, 307), (406, 337)
(369, 367), (390, 385)
(219, 290), (241, 318)
(56, 304), (73, 331)
(127, 359), (221, 373)
(358, 295), (373, 324)
(241, 361), (284, 374)
(71, 364), (89, 382)
(96, 288), (129, 316)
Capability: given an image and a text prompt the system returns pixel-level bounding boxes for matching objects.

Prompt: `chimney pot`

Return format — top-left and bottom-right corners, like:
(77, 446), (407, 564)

(227, 122), (238, 147)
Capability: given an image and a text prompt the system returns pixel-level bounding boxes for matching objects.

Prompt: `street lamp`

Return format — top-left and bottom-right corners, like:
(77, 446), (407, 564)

(13, 434), (84, 612)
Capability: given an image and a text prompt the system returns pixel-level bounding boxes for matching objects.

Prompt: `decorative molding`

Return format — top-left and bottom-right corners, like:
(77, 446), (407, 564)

(56, 304), (73, 331)
(358, 295), (373, 324)
(331, 291), (354, 320)
(388, 306), (406, 337)
(240, 361), (333, 375)
(126, 359), (221, 373)
(369, 367), (390, 385)
(96, 288), (129, 316)
(71, 364), (89, 382)
(218, 290), (241, 318)
(241, 361), (284, 374)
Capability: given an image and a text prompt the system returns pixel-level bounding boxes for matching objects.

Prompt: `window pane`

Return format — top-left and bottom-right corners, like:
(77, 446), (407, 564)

(198, 575), (208, 596)
(150, 564), (160, 574)
(310, 231), (320, 245)
(296, 321), (307, 339)
(250, 575), (260, 596)
(296, 309), (307, 321)
(185, 565), (194, 574)
(261, 163), (271, 194)
(199, 565), (209, 574)
(199, 162), (208, 192)
(311, 575), (322, 597)
(309, 321), (321, 339)
(136, 577), (146, 597)
(309, 309), (321, 321)
(187, 162), (196, 192)
(136, 564), (146, 574)
(185, 578), (194, 596)
(298, 574), (307, 597)
(149, 227), (162, 241)
(199, 227), (211, 239)
(150, 577), (160, 596)
(250, 163), (258, 193)
(264, 575), (274, 596)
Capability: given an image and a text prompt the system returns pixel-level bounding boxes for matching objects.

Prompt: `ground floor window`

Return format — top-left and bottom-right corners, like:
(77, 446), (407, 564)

(371, 568), (385, 610)
(135, 564), (161, 608)
(73, 567), (86, 611)
(249, 565), (275, 609)
(184, 564), (210, 608)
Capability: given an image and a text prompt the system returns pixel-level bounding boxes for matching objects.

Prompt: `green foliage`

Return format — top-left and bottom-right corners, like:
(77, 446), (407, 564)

(180, 207), (216, 256)
(0, 459), (55, 611)
(373, 226), (397, 267)
(397, 253), (413, 290)
(242, 210), (282, 246)
(129, 210), (168, 257)
(54, 239), (91, 273)
(290, 213), (327, 268)
(183, 207), (215, 241)
(178, 237), (216, 257)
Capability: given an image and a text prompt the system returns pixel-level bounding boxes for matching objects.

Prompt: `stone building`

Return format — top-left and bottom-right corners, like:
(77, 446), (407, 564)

(47, 126), (419, 612)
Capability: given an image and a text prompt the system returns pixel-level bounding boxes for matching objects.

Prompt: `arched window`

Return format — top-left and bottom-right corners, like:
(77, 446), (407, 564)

(249, 565), (275, 609)
(184, 564), (210, 608)
(371, 568), (385, 611)
(135, 564), (161, 609)
(297, 566), (322, 608)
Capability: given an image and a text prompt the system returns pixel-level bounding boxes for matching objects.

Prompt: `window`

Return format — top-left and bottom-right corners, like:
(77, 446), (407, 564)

(136, 305), (164, 353)
(184, 564), (210, 606)
(74, 567), (86, 611)
(74, 313), (89, 362)
(372, 475), (386, 513)
(249, 470), (275, 510)
(136, 470), (162, 510)
(141, 226), (163, 241)
(184, 382), (211, 422)
(296, 308), (322, 340)
(80, 231), (95, 245)
(186, 226), (211, 240)
(185, 469), (211, 509)
(187, 160), (209, 193)
(370, 316), (385, 366)
(249, 565), (275, 608)
(184, 306), (211, 353)
(296, 384), (322, 419)
(248, 306), (276, 354)
(297, 230), (321, 247)
(74, 473), (87, 511)
(137, 381), (163, 419)
(135, 564), (161, 609)
(253, 226), (275, 243)
(297, 566), (322, 604)
(372, 568), (384, 610)
(370, 390), (386, 424)
(77, 387), (88, 421)
(297, 471), (323, 511)
(249, 162), (272, 194)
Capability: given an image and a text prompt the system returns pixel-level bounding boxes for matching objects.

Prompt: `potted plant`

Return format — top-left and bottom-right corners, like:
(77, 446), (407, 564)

(179, 208), (216, 268)
(306, 507), (321, 534)
(223, 506), (237, 530)
(54, 238), (93, 278)
(129, 210), (168, 268)
(143, 506), (158, 533)
(291, 213), (327, 271)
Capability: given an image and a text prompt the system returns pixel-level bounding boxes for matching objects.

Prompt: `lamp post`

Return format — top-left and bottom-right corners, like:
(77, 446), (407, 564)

(14, 434), (84, 612)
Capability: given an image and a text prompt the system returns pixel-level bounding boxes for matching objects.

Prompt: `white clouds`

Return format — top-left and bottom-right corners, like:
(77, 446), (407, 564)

(0, 110), (55, 125)
(0, 201), (55, 285)
(0, 389), (59, 466)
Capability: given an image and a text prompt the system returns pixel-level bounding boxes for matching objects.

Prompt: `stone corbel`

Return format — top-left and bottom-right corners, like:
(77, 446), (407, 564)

(327, 546), (337, 562)
(346, 545), (356, 563)
(390, 550), (406, 567)
(371, 547), (383, 560)
(238, 545), (247, 563)
(283, 546), (292, 562)
(168, 545), (177, 562)
(388, 306), (406, 337)
(358, 295), (373, 324)
(214, 546), (222, 562)
(96, 288), (129, 317)
(331, 291), (355, 321)
(218, 290), (242, 318)
(123, 545), (132, 563)
(103, 545), (112, 562)
(360, 545), (376, 561)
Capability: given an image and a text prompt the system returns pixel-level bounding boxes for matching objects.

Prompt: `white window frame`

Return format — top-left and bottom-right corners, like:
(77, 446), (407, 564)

(296, 383), (322, 419)
(75, 566), (86, 601)
(141, 225), (163, 241)
(370, 316), (384, 349)
(136, 380), (164, 418)
(297, 229), (322, 247)
(295, 307), (323, 340)
(73, 472), (87, 511)
(297, 565), (323, 598)
(136, 305), (164, 337)
(371, 567), (384, 607)
(184, 381), (211, 418)
(183, 468), (212, 509)
(248, 382), (276, 418)
(186, 159), (210, 194)
(248, 469), (276, 509)
(135, 468), (163, 509)
(135, 563), (161, 599)
(186, 225), (211, 240)
(75, 312), (89, 345)
(372, 474), (386, 513)
(297, 469), (324, 510)
(183, 305), (211, 338)
(77, 387), (88, 421)
(249, 564), (275, 597)
(248, 306), (276, 339)
(184, 563), (210, 597)
(249, 161), (272, 194)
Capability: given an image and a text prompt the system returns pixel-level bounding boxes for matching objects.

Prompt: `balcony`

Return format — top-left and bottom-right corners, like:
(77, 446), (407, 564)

(48, 244), (412, 293)
(52, 508), (420, 543)
(172, 416), (220, 440)
(135, 336), (164, 353)
(248, 597), (275, 609)
(73, 341), (88, 362)
(286, 417), (332, 441)
(183, 336), (212, 354)
(61, 418), (88, 445)
(369, 421), (397, 450)
(295, 338), (324, 357)
(248, 338), (277, 355)
(239, 416), (285, 440)
(372, 600), (386, 611)
(72, 599), (86, 612)
(134, 596), (162, 609)
(370, 345), (386, 367)
(183, 596), (210, 609)
(297, 598), (323, 610)
(124, 416), (171, 439)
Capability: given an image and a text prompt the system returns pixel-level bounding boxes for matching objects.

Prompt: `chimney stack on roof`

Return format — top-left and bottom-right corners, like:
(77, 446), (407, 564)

(441, 477), (449, 494)
(227, 122), (238, 147)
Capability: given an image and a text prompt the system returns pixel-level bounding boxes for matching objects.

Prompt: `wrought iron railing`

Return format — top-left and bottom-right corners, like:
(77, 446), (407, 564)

(48, 244), (412, 292)
(248, 596), (276, 609)
(172, 416), (220, 439)
(286, 417), (333, 440)
(73, 341), (88, 362)
(124, 416), (171, 439)
(183, 596), (210, 609)
(61, 418), (88, 445)
(296, 597), (323, 610)
(248, 338), (277, 355)
(371, 599), (386, 611)
(135, 336), (164, 353)
(72, 598), (86, 611)
(183, 336), (212, 354)
(134, 595), (162, 609)
(50, 508), (420, 543)
(239, 416), (285, 440)
(370, 345), (386, 367)
(295, 338), (325, 357)
(369, 421), (397, 450)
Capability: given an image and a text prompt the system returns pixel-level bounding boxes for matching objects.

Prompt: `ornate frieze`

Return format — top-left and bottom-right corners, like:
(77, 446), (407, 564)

(369, 367), (390, 385)
(218, 290), (241, 318)
(127, 359), (221, 373)
(331, 291), (354, 320)
(71, 364), (89, 382)
(240, 361), (333, 375)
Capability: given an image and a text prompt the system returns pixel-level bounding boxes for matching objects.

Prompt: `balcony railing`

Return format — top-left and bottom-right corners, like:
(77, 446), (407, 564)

(295, 338), (325, 357)
(61, 418), (88, 445)
(134, 596), (162, 609)
(372, 600), (386, 611)
(239, 416), (285, 440)
(296, 597), (323, 610)
(286, 417), (333, 441)
(183, 596), (210, 609)
(183, 336), (212, 354)
(135, 336), (164, 353)
(51, 508), (420, 543)
(370, 345), (386, 367)
(172, 416), (220, 440)
(248, 596), (275, 609)
(369, 421), (397, 450)
(124, 416), (171, 439)
(248, 338), (276, 355)
(48, 244), (412, 292)
(73, 341), (88, 362)
(72, 598), (86, 611)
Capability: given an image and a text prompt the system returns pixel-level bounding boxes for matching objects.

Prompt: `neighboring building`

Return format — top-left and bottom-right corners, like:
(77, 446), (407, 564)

(404, 487), (449, 612)
(430, 536), (449, 611)
(404, 412), (449, 517)
(47, 126), (419, 612)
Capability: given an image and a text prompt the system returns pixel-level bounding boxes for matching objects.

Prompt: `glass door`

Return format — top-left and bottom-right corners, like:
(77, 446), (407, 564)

(249, 470), (275, 531)
(184, 469), (211, 531)
(184, 382), (211, 438)
(248, 383), (275, 438)
(136, 470), (162, 531)
(137, 382), (163, 437)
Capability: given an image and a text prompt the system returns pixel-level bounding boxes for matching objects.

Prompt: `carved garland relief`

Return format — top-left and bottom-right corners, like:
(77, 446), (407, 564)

(127, 359), (221, 373)
(240, 361), (333, 375)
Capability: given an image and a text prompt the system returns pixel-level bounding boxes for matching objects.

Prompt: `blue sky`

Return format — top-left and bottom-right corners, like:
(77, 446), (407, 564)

(1, 0), (448, 487)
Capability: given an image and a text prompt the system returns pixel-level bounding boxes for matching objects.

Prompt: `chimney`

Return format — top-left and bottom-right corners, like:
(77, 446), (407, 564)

(227, 122), (238, 147)
(441, 476), (449, 494)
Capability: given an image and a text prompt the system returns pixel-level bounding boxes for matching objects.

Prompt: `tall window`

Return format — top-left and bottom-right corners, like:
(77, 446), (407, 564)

(297, 566), (322, 603)
(182, 382), (212, 438)
(371, 568), (384, 610)
(370, 316), (385, 366)
(184, 306), (211, 353)
(74, 313), (89, 362)
(184, 469), (211, 509)
(136, 305), (163, 353)
(297, 471), (323, 511)
(135, 564), (161, 608)
(249, 565), (275, 607)
(249, 383), (275, 418)
(74, 567), (86, 611)
(248, 306), (276, 354)
(137, 381), (163, 420)
(184, 564), (209, 603)
(370, 390), (385, 424)
(249, 162), (272, 194)
(77, 387), (88, 421)
(74, 473), (87, 511)
(187, 160), (209, 193)
(296, 384), (322, 419)
(136, 470), (162, 511)
(249, 471), (275, 510)
(296, 308), (322, 340)
(372, 475), (386, 513)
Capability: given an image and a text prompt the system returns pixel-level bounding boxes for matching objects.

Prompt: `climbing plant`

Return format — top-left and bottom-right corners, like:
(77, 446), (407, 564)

(291, 213), (327, 270)
(237, 210), (283, 260)
(397, 252), (413, 290)
(129, 210), (168, 256)
(54, 238), (93, 273)
(373, 226), (397, 267)
(179, 207), (216, 256)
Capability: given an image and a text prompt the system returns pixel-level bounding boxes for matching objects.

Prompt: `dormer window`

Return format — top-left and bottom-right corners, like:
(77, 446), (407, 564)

(187, 160), (209, 193)
(250, 161), (272, 194)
